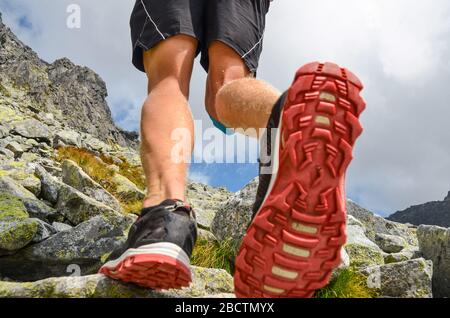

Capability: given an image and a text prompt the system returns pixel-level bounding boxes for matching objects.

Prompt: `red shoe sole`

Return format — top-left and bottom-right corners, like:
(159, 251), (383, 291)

(99, 253), (192, 290)
(234, 62), (366, 298)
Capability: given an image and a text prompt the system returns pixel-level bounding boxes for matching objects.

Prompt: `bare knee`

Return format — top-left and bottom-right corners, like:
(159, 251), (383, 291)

(205, 41), (251, 119)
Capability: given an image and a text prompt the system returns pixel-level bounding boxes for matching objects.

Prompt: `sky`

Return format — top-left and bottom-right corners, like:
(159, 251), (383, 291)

(0, 0), (449, 216)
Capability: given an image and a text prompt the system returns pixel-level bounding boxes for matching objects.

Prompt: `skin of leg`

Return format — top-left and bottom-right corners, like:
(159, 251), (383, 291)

(140, 35), (197, 208)
(206, 41), (281, 136)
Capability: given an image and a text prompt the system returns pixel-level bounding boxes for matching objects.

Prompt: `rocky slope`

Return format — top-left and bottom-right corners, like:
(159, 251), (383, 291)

(388, 191), (450, 227)
(0, 12), (138, 149)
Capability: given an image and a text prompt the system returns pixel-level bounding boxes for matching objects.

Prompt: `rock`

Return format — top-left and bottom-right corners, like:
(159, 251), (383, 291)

(344, 222), (385, 268)
(0, 214), (134, 281)
(32, 218), (57, 243)
(81, 135), (112, 153)
(0, 218), (39, 253)
(384, 247), (419, 264)
(0, 147), (14, 158)
(0, 266), (233, 298)
(0, 176), (36, 200)
(5, 141), (24, 157)
(363, 258), (433, 298)
(0, 191), (29, 222)
(0, 192), (56, 253)
(11, 118), (51, 143)
(417, 225), (450, 298)
(347, 199), (418, 246)
(61, 160), (121, 212)
(187, 182), (231, 230)
(53, 130), (81, 148)
(331, 248), (351, 280)
(0, 159), (41, 195)
(0, 176), (60, 223)
(35, 164), (61, 204)
(111, 173), (145, 201)
(22, 199), (61, 223)
(0, 125), (9, 138)
(211, 178), (258, 257)
(55, 183), (123, 225)
(375, 233), (408, 253)
(52, 222), (73, 232)
(198, 229), (218, 243)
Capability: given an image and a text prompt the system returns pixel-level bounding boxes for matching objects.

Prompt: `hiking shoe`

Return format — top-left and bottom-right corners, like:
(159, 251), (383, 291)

(99, 199), (197, 290)
(234, 62), (366, 298)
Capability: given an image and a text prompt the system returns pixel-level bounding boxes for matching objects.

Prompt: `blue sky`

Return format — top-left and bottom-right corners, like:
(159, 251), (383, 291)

(1, 0), (450, 215)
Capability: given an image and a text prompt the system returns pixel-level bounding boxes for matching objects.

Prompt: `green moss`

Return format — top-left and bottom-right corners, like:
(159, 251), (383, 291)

(0, 218), (38, 251)
(191, 238), (234, 274)
(0, 83), (11, 98)
(345, 244), (384, 267)
(384, 253), (410, 264)
(100, 252), (112, 264)
(55, 249), (76, 261)
(315, 268), (379, 298)
(0, 191), (29, 222)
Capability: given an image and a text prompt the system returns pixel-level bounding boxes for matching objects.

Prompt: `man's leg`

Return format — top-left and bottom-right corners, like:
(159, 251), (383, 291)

(140, 35), (197, 208)
(205, 41), (281, 133)
(99, 35), (199, 290)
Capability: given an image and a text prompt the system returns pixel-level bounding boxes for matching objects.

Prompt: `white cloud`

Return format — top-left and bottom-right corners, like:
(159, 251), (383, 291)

(188, 170), (211, 185)
(1, 0), (450, 215)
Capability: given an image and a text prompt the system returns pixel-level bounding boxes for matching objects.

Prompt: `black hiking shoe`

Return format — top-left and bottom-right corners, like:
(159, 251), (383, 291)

(99, 199), (197, 290)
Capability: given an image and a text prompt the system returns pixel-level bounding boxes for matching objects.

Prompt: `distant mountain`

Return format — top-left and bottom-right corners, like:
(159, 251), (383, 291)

(388, 191), (450, 227)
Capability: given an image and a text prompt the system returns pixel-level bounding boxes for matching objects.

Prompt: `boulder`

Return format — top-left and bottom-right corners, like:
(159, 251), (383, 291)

(344, 220), (385, 268)
(11, 118), (51, 143)
(0, 219), (39, 253)
(110, 173), (145, 201)
(0, 147), (14, 158)
(0, 192), (40, 254)
(347, 199), (418, 246)
(61, 159), (121, 212)
(211, 178), (258, 257)
(81, 134), (112, 153)
(5, 141), (25, 157)
(363, 258), (433, 298)
(35, 164), (61, 204)
(384, 247), (420, 264)
(0, 176), (60, 223)
(417, 225), (450, 298)
(187, 182), (231, 230)
(32, 218), (57, 243)
(0, 159), (41, 195)
(52, 222), (73, 232)
(375, 233), (408, 253)
(198, 229), (218, 243)
(56, 183), (123, 225)
(0, 266), (233, 298)
(0, 214), (135, 281)
(53, 130), (81, 148)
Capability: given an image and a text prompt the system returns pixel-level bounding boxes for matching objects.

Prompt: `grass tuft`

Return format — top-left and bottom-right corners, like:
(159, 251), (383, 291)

(100, 153), (146, 190)
(191, 238), (235, 274)
(315, 268), (378, 298)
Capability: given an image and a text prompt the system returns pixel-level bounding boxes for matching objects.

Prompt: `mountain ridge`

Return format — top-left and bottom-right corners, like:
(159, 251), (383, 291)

(388, 191), (450, 227)
(0, 11), (138, 149)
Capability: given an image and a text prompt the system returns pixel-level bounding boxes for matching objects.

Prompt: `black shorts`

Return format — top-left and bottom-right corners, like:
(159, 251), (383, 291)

(130, 0), (271, 74)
